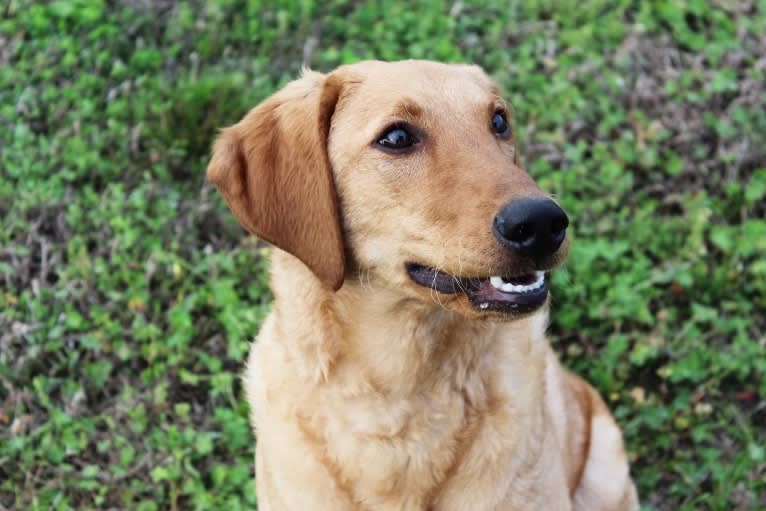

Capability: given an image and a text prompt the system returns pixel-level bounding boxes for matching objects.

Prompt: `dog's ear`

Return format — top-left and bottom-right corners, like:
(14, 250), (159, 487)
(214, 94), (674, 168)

(207, 71), (346, 290)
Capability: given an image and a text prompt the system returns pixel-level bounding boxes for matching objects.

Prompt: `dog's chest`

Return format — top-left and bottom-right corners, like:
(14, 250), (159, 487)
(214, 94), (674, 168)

(316, 374), (565, 510)
(248, 310), (572, 510)
(322, 384), (469, 506)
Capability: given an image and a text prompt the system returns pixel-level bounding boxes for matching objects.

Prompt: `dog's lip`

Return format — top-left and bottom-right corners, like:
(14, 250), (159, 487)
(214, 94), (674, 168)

(405, 263), (549, 314)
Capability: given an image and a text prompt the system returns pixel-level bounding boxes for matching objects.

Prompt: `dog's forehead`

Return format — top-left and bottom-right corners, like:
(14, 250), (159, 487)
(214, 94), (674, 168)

(340, 60), (498, 112)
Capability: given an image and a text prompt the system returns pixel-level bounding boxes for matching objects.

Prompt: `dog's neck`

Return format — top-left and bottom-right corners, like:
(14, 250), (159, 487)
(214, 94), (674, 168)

(268, 250), (549, 394)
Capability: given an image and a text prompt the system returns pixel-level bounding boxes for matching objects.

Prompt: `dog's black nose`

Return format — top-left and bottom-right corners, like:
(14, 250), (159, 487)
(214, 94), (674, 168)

(493, 198), (569, 260)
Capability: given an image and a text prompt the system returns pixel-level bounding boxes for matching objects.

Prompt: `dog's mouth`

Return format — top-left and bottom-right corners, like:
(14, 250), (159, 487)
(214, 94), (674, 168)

(405, 263), (548, 314)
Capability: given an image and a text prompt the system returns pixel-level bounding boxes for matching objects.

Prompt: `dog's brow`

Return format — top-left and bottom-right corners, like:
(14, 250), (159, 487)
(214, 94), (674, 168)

(490, 97), (511, 116)
(391, 100), (423, 121)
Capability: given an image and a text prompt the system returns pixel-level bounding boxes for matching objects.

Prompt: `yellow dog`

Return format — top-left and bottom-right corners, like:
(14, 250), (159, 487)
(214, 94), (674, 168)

(207, 60), (639, 511)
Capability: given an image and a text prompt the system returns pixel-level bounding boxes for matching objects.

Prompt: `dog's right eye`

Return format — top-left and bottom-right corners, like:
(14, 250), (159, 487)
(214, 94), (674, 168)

(377, 126), (418, 152)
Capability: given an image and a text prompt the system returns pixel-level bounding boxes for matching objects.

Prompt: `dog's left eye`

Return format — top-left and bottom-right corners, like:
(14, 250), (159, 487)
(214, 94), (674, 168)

(492, 112), (511, 138)
(377, 126), (418, 152)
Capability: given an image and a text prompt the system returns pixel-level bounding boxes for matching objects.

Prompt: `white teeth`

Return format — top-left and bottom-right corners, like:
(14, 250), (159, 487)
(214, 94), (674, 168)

(489, 271), (545, 294)
(489, 276), (505, 289)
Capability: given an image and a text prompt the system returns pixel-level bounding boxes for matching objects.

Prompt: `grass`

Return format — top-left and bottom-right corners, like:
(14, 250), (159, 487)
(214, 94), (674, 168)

(0, 0), (764, 509)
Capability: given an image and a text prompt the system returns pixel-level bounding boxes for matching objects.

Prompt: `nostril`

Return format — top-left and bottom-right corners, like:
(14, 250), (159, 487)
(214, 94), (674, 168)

(508, 223), (535, 243)
(550, 229), (565, 246)
(509, 222), (535, 244)
(550, 216), (568, 235)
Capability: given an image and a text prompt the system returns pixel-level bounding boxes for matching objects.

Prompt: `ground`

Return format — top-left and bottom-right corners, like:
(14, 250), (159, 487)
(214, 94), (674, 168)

(0, 1), (764, 510)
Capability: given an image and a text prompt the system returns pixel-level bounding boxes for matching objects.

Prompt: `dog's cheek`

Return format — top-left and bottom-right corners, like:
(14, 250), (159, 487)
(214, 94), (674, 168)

(336, 174), (428, 269)
(353, 236), (400, 270)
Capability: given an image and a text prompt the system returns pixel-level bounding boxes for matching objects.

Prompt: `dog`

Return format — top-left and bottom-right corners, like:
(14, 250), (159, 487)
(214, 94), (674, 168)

(207, 60), (639, 511)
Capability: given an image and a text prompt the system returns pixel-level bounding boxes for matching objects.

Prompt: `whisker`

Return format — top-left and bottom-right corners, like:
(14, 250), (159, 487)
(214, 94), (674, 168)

(453, 238), (470, 294)
(430, 263), (450, 312)
(357, 266), (367, 290)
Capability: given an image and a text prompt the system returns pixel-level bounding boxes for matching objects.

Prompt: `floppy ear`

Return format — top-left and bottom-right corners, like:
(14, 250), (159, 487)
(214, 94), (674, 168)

(207, 71), (346, 290)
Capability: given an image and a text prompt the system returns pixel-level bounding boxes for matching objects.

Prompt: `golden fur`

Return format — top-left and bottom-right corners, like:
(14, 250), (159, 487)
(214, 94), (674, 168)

(207, 60), (639, 510)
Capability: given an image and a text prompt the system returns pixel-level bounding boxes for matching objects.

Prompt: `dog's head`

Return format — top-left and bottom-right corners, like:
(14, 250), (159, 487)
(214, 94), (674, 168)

(207, 60), (569, 320)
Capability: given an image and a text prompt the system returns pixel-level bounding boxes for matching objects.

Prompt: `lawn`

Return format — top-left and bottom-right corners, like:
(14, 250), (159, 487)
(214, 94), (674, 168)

(1, 0), (764, 510)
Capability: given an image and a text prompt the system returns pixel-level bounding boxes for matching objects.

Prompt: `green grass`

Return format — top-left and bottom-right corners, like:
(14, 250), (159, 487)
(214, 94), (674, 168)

(1, 0), (764, 509)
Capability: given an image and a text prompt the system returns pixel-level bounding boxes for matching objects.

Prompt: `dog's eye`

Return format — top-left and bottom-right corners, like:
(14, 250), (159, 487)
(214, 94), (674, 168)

(377, 126), (418, 152)
(492, 112), (511, 138)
